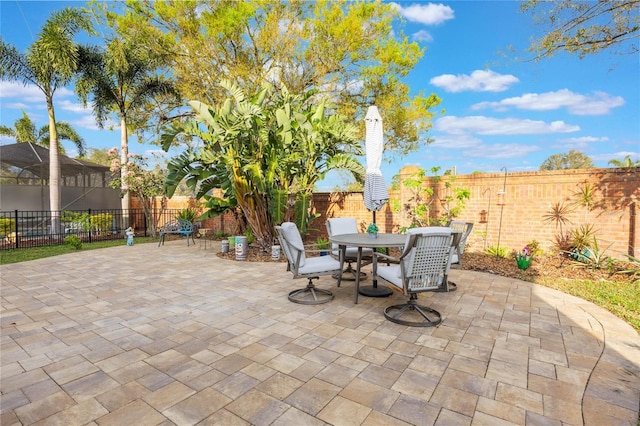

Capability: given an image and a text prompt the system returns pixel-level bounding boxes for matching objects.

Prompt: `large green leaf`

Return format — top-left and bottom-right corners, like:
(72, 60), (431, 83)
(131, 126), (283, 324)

(268, 189), (289, 226)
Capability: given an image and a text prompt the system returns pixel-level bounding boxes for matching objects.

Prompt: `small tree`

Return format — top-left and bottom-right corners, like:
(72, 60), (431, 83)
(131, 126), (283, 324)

(540, 150), (595, 170)
(108, 148), (166, 237)
(392, 167), (469, 231)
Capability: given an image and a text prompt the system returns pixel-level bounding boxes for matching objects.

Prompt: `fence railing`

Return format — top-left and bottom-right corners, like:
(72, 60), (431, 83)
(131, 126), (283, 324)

(0, 209), (186, 250)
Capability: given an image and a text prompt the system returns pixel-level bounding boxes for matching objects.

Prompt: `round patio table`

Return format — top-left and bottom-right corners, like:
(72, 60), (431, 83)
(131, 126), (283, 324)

(329, 233), (406, 304)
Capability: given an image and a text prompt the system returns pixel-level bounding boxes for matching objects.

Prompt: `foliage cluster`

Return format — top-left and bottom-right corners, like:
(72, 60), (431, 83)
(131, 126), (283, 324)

(63, 235), (83, 250)
(521, 0), (639, 60)
(538, 180), (633, 274)
(391, 167), (471, 232)
(0, 218), (16, 237)
(163, 80), (364, 251)
(176, 208), (199, 224)
(98, 0), (441, 157)
(108, 148), (166, 237)
(539, 150), (595, 171)
(315, 237), (330, 250)
(485, 244), (509, 258)
(60, 211), (113, 234)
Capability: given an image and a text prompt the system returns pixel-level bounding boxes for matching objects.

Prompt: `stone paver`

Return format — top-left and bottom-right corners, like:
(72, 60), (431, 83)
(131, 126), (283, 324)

(1, 240), (639, 425)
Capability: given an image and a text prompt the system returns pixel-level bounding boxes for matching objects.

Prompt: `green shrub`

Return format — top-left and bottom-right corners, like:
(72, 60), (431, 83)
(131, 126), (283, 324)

(0, 218), (16, 237)
(213, 230), (229, 239)
(316, 237), (330, 250)
(176, 208), (199, 223)
(485, 244), (509, 258)
(61, 211), (91, 231)
(244, 227), (255, 244)
(570, 236), (614, 271)
(570, 224), (596, 251)
(619, 254), (640, 283)
(90, 213), (113, 234)
(526, 240), (544, 257)
(64, 235), (83, 250)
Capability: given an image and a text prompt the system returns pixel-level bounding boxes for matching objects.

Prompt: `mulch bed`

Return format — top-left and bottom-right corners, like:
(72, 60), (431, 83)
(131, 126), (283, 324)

(216, 243), (633, 284)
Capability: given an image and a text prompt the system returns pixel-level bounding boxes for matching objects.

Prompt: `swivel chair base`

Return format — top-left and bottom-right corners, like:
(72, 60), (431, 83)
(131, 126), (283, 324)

(384, 295), (442, 327)
(288, 278), (334, 305)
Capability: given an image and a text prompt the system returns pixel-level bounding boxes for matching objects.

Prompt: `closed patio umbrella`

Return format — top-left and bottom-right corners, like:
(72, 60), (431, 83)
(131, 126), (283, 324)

(361, 105), (392, 298)
(363, 105), (389, 222)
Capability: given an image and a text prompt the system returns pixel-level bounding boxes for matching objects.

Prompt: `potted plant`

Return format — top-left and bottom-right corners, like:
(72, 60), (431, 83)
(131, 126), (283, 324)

(316, 237), (330, 256)
(366, 223), (379, 239)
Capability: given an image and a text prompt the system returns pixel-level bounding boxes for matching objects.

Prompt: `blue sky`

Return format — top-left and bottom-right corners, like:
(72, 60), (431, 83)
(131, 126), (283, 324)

(1, 1), (638, 191)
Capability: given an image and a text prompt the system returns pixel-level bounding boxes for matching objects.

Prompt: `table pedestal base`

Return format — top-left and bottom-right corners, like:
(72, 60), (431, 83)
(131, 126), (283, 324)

(359, 285), (393, 297)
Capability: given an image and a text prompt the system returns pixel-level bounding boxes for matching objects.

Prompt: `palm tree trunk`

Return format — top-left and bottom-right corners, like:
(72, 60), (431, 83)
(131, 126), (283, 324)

(120, 116), (130, 229)
(47, 103), (61, 235)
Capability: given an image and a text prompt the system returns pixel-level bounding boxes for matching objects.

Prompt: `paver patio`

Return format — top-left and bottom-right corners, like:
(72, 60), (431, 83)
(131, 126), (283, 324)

(1, 240), (639, 425)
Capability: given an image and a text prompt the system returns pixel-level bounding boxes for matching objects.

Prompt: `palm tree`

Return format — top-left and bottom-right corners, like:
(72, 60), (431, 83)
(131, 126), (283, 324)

(0, 110), (86, 155)
(0, 8), (92, 233)
(608, 155), (640, 168)
(75, 38), (177, 217)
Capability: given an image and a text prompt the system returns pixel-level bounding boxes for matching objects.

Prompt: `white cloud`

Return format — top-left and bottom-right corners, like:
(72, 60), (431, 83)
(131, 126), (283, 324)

(3, 102), (26, 109)
(67, 115), (117, 131)
(391, 3), (454, 25)
(468, 143), (539, 159)
(558, 136), (609, 143)
(472, 89), (625, 115)
(435, 115), (580, 135)
(591, 151), (640, 162)
(430, 134), (539, 159)
(412, 30), (433, 42)
(57, 99), (90, 113)
(430, 134), (480, 148)
(0, 81), (43, 101)
(430, 70), (519, 93)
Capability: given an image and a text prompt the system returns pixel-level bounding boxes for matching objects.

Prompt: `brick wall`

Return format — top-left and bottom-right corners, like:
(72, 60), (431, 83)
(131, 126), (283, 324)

(408, 166), (639, 258)
(130, 194), (239, 236)
(134, 166), (639, 257)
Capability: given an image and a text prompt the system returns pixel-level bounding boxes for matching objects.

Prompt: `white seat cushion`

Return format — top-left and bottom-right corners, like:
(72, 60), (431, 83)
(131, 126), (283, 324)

(377, 265), (402, 289)
(280, 222), (306, 268)
(298, 255), (341, 275)
(328, 217), (357, 235)
(327, 218), (373, 258)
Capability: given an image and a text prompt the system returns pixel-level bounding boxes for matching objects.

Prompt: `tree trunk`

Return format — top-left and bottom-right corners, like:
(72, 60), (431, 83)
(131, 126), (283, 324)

(47, 103), (61, 235)
(120, 116), (130, 228)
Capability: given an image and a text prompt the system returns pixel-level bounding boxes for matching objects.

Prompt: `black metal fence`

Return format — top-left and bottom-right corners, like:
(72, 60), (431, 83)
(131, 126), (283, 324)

(0, 209), (185, 250)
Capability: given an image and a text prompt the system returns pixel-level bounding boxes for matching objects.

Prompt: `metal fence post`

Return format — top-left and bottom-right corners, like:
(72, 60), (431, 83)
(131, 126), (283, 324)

(88, 208), (93, 244)
(14, 209), (19, 249)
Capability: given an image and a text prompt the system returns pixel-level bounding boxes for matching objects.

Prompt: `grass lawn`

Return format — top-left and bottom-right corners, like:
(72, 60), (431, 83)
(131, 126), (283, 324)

(1, 239), (638, 334)
(0, 237), (156, 265)
(535, 276), (640, 333)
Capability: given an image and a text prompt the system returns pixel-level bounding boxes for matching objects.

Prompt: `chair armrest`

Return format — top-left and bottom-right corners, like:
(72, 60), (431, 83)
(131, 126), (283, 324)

(305, 247), (329, 255)
(373, 252), (400, 263)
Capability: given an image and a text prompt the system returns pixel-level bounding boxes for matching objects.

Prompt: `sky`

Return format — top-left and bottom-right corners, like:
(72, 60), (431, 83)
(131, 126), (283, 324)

(1, 1), (639, 191)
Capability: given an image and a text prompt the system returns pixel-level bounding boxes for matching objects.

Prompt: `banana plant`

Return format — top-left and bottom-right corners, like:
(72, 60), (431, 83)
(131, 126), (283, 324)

(163, 79), (364, 251)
